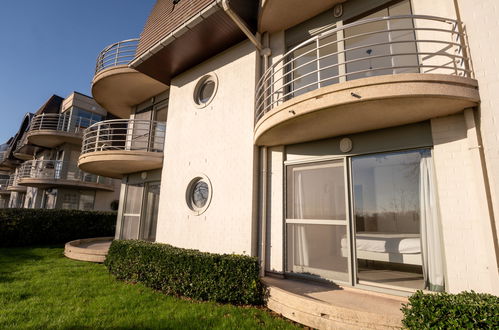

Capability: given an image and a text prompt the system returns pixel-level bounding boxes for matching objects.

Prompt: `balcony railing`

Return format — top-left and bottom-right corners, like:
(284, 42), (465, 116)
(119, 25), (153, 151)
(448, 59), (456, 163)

(0, 151), (6, 163)
(81, 119), (166, 155)
(18, 160), (112, 186)
(8, 173), (22, 188)
(30, 113), (99, 135)
(95, 39), (139, 75)
(255, 15), (472, 121)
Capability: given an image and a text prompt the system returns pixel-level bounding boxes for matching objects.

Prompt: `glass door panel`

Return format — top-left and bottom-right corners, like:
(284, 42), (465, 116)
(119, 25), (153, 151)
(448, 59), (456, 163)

(140, 181), (160, 241)
(121, 183), (144, 240)
(285, 159), (349, 282)
(131, 110), (152, 151)
(351, 150), (424, 290)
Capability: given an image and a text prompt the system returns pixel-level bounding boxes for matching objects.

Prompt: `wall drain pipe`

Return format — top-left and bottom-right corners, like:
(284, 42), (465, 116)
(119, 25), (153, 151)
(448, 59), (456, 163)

(221, 0), (263, 51)
(222, 0), (271, 276)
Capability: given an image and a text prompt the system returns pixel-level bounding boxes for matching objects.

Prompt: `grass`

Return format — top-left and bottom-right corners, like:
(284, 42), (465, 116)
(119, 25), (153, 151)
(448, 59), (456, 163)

(0, 247), (299, 329)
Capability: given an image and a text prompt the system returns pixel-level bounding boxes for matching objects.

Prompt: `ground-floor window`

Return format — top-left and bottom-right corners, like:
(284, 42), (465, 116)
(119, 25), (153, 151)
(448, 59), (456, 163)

(285, 148), (444, 292)
(120, 181), (160, 241)
(60, 190), (95, 210)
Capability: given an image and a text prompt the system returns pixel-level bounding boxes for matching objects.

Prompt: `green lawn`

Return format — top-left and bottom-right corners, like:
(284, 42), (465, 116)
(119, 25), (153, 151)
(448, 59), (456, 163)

(0, 247), (298, 329)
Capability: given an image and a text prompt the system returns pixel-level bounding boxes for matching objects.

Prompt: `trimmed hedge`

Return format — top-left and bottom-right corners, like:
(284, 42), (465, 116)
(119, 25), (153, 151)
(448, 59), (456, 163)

(105, 240), (264, 305)
(0, 208), (117, 247)
(402, 290), (499, 329)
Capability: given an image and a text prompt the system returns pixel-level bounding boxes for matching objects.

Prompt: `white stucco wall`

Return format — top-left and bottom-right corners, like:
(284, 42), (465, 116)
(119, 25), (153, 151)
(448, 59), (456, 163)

(455, 0), (499, 261)
(155, 41), (258, 256)
(431, 113), (499, 294)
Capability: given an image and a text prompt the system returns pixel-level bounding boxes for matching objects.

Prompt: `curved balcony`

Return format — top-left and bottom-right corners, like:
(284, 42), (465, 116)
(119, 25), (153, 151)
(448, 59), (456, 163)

(7, 174), (26, 192)
(92, 39), (168, 118)
(254, 15), (480, 146)
(0, 178), (11, 194)
(78, 119), (165, 178)
(17, 160), (114, 191)
(13, 134), (37, 160)
(27, 113), (98, 148)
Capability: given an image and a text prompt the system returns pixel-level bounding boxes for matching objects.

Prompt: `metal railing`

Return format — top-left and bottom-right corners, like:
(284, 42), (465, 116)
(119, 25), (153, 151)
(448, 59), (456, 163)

(30, 113), (100, 135)
(18, 160), (112, 186)
(255, 15), (472, 121)
(7, 173), (21, 188)
(0, 151), (5, 163)
(81, 119), (166, 155)
(95, 38), (139, 74)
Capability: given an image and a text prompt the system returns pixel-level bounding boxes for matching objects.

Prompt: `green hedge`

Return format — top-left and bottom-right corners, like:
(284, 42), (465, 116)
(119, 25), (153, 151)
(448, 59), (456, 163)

(105, 240), (264, 305)
(0, 208), (117, 247)
(402, 290), (499, 329)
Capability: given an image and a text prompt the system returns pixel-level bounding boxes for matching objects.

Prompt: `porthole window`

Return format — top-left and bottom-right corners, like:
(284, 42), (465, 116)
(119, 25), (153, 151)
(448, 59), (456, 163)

(186, 175), (212, 215)
(193, 73), (218, 108)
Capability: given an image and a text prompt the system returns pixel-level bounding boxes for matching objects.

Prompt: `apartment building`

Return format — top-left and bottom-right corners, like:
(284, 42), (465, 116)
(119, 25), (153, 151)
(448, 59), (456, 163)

(81, 0), (499, 318)
(0, 92), (120, 211)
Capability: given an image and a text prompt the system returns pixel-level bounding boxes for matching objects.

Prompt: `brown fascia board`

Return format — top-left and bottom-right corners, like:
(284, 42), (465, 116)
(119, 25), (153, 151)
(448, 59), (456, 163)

(35, 94), (64, 115)
(132, 0), (258, 85)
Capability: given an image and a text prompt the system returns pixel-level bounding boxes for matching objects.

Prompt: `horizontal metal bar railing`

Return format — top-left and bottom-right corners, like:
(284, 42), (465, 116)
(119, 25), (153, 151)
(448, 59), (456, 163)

(0, 151), (6, 163)
(81, 119), (166, 155)
(18, 160), (112, 186)
(95, 38), (139, 74)
(255, 15), (473, 121)
(8, 173), (21, 187)
(29, 113), (99, 135)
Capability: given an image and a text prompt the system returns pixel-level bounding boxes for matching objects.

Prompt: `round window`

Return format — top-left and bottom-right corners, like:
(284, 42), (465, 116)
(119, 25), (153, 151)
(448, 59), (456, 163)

(192, 180), (209, 208)
(186, 175), (212, 215)
(193, 73), (218, 108)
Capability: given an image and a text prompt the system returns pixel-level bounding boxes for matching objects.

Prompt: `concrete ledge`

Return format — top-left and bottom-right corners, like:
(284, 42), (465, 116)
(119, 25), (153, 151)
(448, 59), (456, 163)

(263, 277), (406, 329)
(78, 150), (164, 179)
(64, 237), (113, 263)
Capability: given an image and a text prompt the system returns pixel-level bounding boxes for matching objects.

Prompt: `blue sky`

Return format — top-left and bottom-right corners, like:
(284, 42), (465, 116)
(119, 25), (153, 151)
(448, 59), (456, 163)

(0, 0), (156, 143)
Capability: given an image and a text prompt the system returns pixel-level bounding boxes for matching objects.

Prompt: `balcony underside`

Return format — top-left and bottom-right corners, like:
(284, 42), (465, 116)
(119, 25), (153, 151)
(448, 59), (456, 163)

(27, 130), (82, 148)
(14, 145), (37, 161)
(7, 185), (27, 192)
(259, 0), (343, 33)
(91, 66), (168, 119)
(78, 150), (164, 179)
(0, 190), (11, 195)
(255, 74), (480, 146)
(17, 178), (114, 191)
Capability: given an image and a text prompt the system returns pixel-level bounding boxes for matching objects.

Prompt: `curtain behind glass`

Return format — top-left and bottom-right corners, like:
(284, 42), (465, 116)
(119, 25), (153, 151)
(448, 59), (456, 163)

(420, 150), (445, 291)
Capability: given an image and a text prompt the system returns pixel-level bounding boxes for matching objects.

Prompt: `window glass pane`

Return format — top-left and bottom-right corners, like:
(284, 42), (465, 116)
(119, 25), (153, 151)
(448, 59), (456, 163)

(286, 160), (346, 220)
(286, 224), (349, 281)
(318, 34), (339, 86)
(61, 192), (78, 210)
(124, 184), (143, 214)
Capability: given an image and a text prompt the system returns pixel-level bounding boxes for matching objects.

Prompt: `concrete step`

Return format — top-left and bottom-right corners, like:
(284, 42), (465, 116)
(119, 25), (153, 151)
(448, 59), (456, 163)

(64, 237), (113, 263)
(263, 277), (407, 329)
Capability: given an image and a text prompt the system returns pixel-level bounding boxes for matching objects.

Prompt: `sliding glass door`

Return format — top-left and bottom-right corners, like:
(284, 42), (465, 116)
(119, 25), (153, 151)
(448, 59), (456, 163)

(284, 148), (444, 292)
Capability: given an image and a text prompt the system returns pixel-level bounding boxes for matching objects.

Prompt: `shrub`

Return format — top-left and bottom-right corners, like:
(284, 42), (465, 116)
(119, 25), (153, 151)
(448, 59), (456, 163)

(0, 208), (116, 247)
(105, 240), (264, 305)
(401, 290), (499, 329)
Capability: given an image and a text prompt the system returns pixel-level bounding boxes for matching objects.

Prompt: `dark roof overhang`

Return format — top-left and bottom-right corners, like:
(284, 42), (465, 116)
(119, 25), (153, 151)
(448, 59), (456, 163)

(130, 0), (258, 85)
